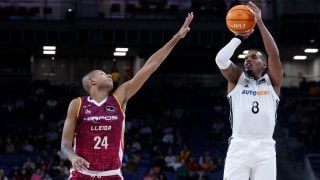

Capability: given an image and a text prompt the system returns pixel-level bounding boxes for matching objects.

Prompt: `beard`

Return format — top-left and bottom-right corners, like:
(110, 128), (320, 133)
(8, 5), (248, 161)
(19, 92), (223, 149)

(245, 70), (254, 78)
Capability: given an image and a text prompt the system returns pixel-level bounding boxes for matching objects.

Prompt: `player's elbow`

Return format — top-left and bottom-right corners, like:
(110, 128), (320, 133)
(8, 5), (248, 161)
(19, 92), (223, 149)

(215, 50), (223, 61)
(215, 50), (228, 64)
(215, 52), (231, 69)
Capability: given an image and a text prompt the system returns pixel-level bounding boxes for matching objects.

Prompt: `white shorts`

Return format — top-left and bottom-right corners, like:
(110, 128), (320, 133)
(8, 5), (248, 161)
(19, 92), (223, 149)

(223, 137), (276, 180)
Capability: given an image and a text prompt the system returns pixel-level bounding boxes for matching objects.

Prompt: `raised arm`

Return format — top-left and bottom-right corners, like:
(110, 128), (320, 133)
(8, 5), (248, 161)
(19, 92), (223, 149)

(249, 1), (282, 95)
(114, 12), (194, 109)
(215, 37), (243, 93)
(61, 98), (90, 171)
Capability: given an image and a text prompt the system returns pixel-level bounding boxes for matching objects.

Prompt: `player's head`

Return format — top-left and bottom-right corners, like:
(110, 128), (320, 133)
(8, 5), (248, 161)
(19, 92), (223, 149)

(82, 70), (113, 94)
(244, 49), (268, 78)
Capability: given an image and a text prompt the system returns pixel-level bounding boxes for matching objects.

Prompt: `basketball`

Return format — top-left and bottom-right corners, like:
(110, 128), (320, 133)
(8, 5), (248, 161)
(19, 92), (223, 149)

(226, 5), (256, 34)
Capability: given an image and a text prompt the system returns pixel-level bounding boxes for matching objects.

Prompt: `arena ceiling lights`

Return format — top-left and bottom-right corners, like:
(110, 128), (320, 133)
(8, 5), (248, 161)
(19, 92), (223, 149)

(304, 48), (319, 53)
(237, 50), (249, 59)
(293, 55), (307, 60)
(43, 46), (56, 55)
(115, 47), (128, 52)
(242, 50), (249, 55)
(292, 48), (318, 60)
(238, 54), (246, 59)
(113, 47), (128, 57)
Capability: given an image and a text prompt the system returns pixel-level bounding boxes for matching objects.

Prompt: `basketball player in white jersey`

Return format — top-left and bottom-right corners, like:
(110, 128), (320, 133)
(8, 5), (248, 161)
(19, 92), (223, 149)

(61, 13), (193, 179)
(215, 1), (282, 180)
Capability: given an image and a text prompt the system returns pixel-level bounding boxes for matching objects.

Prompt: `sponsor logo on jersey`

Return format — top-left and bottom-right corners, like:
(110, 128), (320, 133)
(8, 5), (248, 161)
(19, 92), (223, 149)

(106, 106), (115, 112)
(257, 78), (266, 85)
(82, 104), (92, 108)
(241, 89), (270, 96)
(91, 125), (112, 131)
(83, 115), (118, 121)
(85, 109), (91, 114)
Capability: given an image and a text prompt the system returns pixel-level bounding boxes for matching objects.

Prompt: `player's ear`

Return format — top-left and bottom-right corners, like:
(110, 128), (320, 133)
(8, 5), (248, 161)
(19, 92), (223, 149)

(262, 62), (268, 73)
(263, 62), (267, 68)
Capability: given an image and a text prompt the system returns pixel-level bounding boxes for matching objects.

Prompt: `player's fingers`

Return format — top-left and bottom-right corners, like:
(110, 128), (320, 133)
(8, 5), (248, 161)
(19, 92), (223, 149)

(182, 18), (189, 27)
(78, 158), (90, 168)
(188, 12), (194, 21)
(184, 19), (192, 28)
(248, 1), (260, 12)
(77, 163), (88, 171)
(185, 16), (191, 24)
(82, 159), (90, 168)
(187, 12), (193, 20)
(248, 2), (255, 9)
(180, 12), (193, 32)
(248, 1), (256, 7)
(75, 161), (88, 171)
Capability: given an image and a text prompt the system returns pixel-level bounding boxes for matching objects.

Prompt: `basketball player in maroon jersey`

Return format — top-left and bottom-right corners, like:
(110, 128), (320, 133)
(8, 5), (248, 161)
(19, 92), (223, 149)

(61, 12), (194, 179)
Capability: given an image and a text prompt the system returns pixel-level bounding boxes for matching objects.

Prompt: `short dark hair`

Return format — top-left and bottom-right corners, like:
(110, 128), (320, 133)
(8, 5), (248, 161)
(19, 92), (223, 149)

(249, 49), (267, 62)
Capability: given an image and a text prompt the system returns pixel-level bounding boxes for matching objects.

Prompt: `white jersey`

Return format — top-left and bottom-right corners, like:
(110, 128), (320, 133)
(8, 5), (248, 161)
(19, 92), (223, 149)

(227, 73), (280, 139)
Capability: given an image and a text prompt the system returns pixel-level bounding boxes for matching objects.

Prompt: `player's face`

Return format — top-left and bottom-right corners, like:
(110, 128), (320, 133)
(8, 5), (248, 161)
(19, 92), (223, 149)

(92, 70), (113, 88)
(244, 51), (266, 77)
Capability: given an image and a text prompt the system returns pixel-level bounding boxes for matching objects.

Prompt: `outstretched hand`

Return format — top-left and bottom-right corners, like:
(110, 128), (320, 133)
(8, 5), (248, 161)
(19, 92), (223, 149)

(176, 12), (194, 39)
(234, 1), (261, 39)
(248, 1), (262, 22)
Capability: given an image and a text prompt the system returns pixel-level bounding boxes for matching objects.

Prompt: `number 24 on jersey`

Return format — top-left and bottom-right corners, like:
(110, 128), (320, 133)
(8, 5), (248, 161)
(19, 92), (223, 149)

(94, 136), (108, 149)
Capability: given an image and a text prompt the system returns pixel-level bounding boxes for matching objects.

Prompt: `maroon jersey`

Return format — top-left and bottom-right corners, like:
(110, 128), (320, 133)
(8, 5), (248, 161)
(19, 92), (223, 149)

(73, 94), (125, 173)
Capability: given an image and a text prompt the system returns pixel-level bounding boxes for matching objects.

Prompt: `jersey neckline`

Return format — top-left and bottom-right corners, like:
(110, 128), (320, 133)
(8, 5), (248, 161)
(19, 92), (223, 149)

(87, 96), (108, 106)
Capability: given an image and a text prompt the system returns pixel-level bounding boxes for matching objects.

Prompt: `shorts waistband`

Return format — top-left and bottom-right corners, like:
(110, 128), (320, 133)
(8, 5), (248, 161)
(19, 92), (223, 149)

(232, 133), (273, 140)
(78, 168), (122, 178)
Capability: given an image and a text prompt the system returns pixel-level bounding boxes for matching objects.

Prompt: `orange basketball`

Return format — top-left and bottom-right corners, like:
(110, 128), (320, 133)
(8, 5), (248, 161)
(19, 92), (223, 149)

(226, 5), (256, 34)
